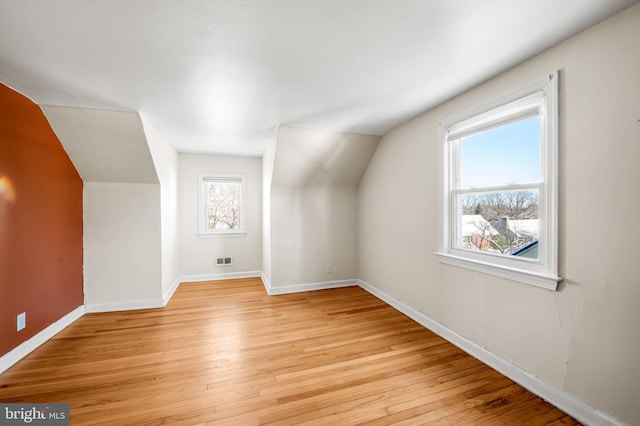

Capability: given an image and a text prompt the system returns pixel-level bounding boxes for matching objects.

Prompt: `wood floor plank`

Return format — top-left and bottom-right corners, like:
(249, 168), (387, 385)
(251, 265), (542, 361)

(0, 278), (579, 425)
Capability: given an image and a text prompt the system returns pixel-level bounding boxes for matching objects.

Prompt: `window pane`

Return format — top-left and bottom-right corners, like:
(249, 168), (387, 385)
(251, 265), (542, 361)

(206, 182), (240, 206)
(458, 189), (538, 258)
(461, 116), (540, 188)
(207, 206), (239, 230)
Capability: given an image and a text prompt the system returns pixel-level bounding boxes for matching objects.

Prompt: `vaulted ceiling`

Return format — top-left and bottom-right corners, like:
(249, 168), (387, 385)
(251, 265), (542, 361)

(1, 0), (637, 156)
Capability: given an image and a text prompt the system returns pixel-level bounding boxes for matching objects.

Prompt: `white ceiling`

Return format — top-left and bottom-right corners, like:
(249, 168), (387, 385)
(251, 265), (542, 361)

(1, 0), (637, 156)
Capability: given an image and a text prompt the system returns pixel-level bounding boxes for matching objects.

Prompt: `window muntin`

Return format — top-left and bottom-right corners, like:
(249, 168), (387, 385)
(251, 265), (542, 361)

(437, 73), (560, 290)
(453, 115), (541, 259)
(198, 174), (245, 236)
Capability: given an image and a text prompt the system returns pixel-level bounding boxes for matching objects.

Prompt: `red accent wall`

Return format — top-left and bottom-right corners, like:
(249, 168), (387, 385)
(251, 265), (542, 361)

(0, 83), (83, 357)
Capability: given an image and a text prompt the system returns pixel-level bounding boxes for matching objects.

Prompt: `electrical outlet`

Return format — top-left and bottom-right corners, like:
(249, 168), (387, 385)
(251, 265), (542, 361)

(17, 312), (26, 331)
(326, 263), (332, 274)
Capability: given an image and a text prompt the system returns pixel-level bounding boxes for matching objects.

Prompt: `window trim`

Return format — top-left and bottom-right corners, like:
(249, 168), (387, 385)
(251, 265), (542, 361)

(436, 73), (561, 290)
(197, 173), (246, 238)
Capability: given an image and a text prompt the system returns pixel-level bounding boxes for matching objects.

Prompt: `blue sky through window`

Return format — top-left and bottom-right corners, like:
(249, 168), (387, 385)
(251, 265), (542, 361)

(461, 116), (540, 188)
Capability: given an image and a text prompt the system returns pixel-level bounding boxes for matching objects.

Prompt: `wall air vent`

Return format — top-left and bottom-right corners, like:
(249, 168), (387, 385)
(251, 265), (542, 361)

(215, 256), (233, 267)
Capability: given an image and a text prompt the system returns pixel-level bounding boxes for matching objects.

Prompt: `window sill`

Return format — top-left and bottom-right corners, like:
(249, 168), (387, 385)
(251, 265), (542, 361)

(435, 252), (562, 290)
(197, 232), (247, 239)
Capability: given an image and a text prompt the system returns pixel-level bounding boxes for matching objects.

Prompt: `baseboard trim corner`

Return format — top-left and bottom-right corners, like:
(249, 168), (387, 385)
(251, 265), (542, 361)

(0, 305), (85, 375)
(260, 272), (272, 294)
(355, 279), (623, 426)
(162, 278), (182, 306)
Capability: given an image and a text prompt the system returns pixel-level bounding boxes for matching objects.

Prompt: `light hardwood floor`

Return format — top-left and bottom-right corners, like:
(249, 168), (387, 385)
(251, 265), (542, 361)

(0, 278), (579, 425)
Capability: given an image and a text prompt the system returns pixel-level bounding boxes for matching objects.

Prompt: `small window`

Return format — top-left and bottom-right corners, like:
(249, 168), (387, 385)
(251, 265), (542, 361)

(437, 73), (561, 289)
(198, 173), (245, 237)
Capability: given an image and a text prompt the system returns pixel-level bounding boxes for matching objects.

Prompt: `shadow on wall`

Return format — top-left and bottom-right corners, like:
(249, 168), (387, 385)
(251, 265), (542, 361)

(267, 126), (379, 287)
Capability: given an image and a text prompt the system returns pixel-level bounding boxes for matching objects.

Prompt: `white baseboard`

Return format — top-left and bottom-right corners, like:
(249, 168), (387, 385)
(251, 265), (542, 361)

(265, 279), (358, 296)
(0, 305), (85, 374)
(86, 272), (264, 312)
(1, 273), (622, 426)
(83, 273), (265, 315)
(179, 271), (262, 284)
(162, 278), (182, 306)
(178, 272), (356, 297)
(356, 279), (623, 426)
(85, 299), (164, 313)
(260, 272), (271, 293)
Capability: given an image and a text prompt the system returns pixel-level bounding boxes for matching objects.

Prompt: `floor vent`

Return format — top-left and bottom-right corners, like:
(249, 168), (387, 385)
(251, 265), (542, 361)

(215, 256), (233, 267)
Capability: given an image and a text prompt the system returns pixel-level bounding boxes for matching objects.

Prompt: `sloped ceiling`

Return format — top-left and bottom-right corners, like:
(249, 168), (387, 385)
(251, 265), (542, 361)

(272, 126), (379, 188)
(1, 0), (638, 156)
(41, 106), (158, 184)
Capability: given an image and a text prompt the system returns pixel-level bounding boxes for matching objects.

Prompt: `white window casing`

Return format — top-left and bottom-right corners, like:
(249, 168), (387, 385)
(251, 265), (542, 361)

(197, 173), (246, 238)
(436, 73), (561, 290)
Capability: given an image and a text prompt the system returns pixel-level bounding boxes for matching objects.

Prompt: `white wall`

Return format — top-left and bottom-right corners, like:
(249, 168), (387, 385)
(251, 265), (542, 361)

(261, 131), (277, 286)
(42, 107), (166, 308)
(178, 153), (262, 277)
(358, 5), (640, 425)
(84, 182), (162, 305)
(143, 119), (180, 298)
(271, 185), (358, 286)
(269, 126), (379, 287)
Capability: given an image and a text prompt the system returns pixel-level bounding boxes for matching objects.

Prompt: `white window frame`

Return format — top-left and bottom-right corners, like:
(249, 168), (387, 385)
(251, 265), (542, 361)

(436, 72), (561, 290)
(197, 173), (246, 238)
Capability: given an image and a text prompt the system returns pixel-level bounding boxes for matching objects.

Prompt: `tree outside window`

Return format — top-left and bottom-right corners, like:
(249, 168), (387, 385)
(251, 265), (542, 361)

(198, 174), (245, 236)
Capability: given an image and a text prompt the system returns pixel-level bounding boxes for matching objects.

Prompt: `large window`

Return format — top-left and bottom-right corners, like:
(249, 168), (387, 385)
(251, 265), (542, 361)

(198, 173), (245, 237)
(436, 73), (561, 289)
